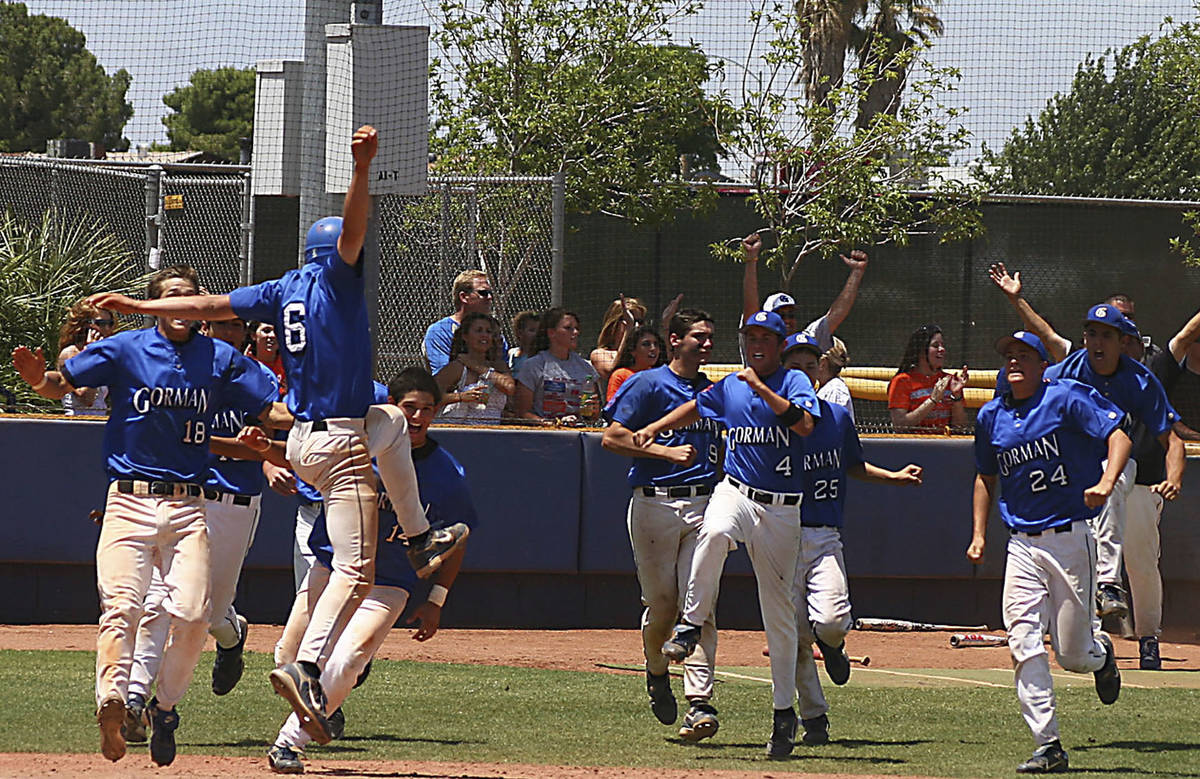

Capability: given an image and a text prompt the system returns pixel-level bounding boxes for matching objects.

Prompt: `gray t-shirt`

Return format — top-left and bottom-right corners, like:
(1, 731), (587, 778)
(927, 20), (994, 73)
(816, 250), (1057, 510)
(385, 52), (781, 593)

(517, 351), (599, 419)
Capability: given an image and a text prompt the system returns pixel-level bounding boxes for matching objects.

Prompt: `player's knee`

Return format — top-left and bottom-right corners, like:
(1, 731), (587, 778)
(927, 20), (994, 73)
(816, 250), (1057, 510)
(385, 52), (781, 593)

(1006, 622), (1047, 666)
(812, 615), (850, 647)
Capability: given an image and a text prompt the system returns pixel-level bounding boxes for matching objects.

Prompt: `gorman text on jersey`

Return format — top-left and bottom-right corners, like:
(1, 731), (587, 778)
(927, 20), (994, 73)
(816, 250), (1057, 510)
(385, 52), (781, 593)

(727, 425), (792, 451)
(131, 386), (210, 415)
(998, 433), (1060, 477)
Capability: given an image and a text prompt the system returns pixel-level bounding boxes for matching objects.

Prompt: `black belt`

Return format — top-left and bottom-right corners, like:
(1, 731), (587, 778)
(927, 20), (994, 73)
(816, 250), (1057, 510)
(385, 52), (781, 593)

(311, 420), (328, 431)
(203, 489), (254, 506)
(115, 480), (202, 498)
(1012, 522), (1075, 537)
(640, 484), (713, 499)
(727, 477), (801, 506)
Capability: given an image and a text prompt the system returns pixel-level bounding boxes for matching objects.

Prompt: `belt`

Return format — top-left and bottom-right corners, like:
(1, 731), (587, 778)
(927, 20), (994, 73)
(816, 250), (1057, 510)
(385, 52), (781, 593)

(639, 484), (713, 499)
(312, 420), (328, 431)
(1011, 522), (1076, 537)
(308, 418), (365, 433)
(727, 477), (801, 506)
(115, 480), (202, 498)
(203, 489), (254, 506)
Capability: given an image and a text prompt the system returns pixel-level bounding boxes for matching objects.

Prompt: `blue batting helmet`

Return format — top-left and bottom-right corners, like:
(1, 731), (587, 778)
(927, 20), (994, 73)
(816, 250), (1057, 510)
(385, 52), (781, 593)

(305, 216), (343, 263)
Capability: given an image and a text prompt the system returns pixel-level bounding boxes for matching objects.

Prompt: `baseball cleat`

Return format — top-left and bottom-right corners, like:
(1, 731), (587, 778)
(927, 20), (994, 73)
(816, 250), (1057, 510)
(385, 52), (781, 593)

(678, 701), (718, 742)
(815, 636), (851, 685)
(766, 706), (798, 758)
(800, 713), (830, 745)
(148, 698), (180, 767)
(353, 659), (373, 689)
(1094, 633), (1121, 705)
(96, 695), (126, 762)
(1139, 636), (1161, 670)
(646, 671), (677, 725)
(661, 623), (700, 662)
(407, 523), (470, 579)
(1016, 740), (1068, 773)
(327, 706), (346, 740)
(268, 744), (305, 774)
(270, 663), (332, 745)
(122, 691), (148, 743)
(212, 615), (248, 695)
(1096, 584), (1128, 619)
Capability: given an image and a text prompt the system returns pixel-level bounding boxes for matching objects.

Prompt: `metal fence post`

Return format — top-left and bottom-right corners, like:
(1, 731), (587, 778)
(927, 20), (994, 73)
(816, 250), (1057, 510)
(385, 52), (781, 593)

(145, 165), (163, 270)
(551, 171), (565, 306)
(240, 170), (254, 286)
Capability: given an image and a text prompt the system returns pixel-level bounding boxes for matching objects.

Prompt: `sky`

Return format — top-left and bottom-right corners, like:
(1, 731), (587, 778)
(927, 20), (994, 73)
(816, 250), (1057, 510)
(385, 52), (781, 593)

(17, 0), (1199, 172)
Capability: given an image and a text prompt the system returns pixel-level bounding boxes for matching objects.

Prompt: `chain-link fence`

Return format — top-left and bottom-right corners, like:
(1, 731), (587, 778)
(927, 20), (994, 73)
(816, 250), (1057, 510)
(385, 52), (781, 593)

(160, 171), (251, 293)
(375, 176), (559, 381)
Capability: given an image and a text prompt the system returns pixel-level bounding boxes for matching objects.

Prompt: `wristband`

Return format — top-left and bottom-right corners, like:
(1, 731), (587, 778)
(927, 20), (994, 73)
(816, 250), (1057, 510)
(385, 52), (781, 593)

(32, 375), (48, 392)
(427, 584), (449, 607)
(776, 403), (806, 427)
(949, 394), (963, 403)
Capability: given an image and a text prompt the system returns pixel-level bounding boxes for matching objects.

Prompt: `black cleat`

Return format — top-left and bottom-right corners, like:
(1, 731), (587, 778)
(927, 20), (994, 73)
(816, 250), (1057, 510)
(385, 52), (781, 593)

(766, 706), (798, 758)
(815, 636), (851, 685)
(1017, 740), (1068, 773)
(801, 713), (829, 745)
(407, 523), (470, 578)
(121, 691), (148, 743)
(1139, 636), (1161, 670)
(353, 659), (372, 689)
(327, 706), (345, 740)
(148, 698), (180, 767)
(678, 701), (718, 742)
(1096, 584), (1128, 619)
(268, 744), (305, 774)
(269, 663), (331, 744)
(1094, 633), (1121, 705)
(212, 615), (248, 695)
(661, 623), (700, 662)
(646, 671), (677, 725)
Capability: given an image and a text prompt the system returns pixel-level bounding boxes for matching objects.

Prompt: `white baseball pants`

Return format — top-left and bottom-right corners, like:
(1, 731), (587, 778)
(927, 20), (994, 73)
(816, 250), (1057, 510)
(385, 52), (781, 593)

(94, 485), (210, 710)
(792, 526), (852, 721)
(1003, 522), (1108, 746)
(1090, 458), (1136, 586)
(274, 563), (410, 750)
(1124, 484), (1164, 638)
(627, 492), (715, 701)
(681, 479), (801, 710)
(286, 404), (427, 669)
(293, 501), (322, 592)
(128, 494), (260, 700)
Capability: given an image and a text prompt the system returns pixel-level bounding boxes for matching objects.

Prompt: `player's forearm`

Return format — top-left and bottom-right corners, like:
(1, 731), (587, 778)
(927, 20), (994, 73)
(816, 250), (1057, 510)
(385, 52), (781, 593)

(138, 294), (235, 321)
(26, 370), (71, 400)
(1168, 309), (1200, 362)
(430, 540), (466, 591)
(210, 435), (289, 467)
(649, 401), (700, 437)
(1009, 297), (1069, 362)
(338, 161), (372, 265)
(849, 462), (902, 485)
(602, 424), (681, 461)
(824, 266), (865, 331)
(971, 474), (994, 542)
(1172, 420), (1200, 441)
(742, 258), (760, 321)
(1163, 430), (1185, 485)
(1099, 429), (1133, 488)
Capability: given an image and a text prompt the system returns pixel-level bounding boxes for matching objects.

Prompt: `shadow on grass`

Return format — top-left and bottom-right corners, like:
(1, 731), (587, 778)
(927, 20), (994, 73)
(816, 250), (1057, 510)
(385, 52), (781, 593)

(1074, 739), (1200, 754)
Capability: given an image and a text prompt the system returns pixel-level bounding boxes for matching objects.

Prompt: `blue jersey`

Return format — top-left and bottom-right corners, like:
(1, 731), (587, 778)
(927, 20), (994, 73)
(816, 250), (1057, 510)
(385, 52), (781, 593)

(1044, 350), (1177, 438)
(310, 437), (478, 590)
(229, 256), (372, 422)
(62, 327), (276, 483)
(206, 359), (279, 495)
(800, 399), (863, 528)
(606, 365), (722, 488)
(695, 367), (820, 493)
(292, 382), (387, 505)
(975, 379), (1125, 533)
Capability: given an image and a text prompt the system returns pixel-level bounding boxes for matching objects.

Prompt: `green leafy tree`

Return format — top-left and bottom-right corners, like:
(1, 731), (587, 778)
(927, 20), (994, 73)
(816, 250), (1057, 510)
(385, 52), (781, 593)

(430, 0), (731, 223)
(162, 67), (255, 162)
(981, 20), (1200, 199)
(714, 2), (981, 291)
(0, 3), (133, 152)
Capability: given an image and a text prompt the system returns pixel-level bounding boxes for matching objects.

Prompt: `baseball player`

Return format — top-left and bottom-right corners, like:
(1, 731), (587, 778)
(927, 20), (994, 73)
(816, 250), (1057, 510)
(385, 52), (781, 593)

(89, 126), (469, 744)
(268, 367), (476, 773)
(601, 308), (723, 741)
(970, 331), (1127, 774)
(13, 265), (279, 766)
(1043, 306), (1183, 621)
(121, 314), (281, 741)
(782, 333), (923, 746)
(634, 310), (819, 758)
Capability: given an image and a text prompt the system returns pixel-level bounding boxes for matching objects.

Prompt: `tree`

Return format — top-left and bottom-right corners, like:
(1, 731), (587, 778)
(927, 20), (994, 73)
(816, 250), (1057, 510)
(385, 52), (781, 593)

(713, 2), (981, 291)
(430, 0), (731, 223)
(0, 3), (133, 152)
(980, 20), (1200, 199)
(162, 67), (256, 162)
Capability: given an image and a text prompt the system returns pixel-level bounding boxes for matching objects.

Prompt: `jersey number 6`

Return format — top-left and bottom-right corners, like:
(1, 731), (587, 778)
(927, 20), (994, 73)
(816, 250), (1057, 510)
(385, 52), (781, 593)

(283, 302), (307, 354)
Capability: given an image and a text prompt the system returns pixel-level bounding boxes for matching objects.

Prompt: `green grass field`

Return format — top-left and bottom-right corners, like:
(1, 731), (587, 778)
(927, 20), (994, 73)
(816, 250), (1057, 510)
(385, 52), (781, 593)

(3, 649), (1198, 777)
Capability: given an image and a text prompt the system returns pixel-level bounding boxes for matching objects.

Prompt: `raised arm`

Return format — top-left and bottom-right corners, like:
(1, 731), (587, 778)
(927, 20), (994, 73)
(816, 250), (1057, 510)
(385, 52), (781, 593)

(12, 347), (73, 400)
(741, 233), (763, 322)
(1168, 308), (1200, 363)
(85, 292), (235, 323)
(988, 262), (1070, 362)
(337, 125), (378, 266)
(823, 250), (868, 333)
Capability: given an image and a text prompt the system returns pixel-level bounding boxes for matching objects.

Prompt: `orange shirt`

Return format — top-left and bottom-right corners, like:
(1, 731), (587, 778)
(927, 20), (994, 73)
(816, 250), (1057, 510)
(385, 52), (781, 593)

(887, 370), (952, 431)
(607, 367), (636, 402)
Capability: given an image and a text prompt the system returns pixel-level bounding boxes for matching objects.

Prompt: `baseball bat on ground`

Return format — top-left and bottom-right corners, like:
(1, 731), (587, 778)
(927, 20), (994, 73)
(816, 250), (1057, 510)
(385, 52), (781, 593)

(950, 633), (1008, 648)
(761, 645), (871, 666)
(854, 617), (989, 632)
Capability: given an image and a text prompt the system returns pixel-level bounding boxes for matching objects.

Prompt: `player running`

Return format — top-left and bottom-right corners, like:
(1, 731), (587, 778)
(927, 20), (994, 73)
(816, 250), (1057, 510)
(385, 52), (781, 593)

(88, 126), (469, 745)
(969, 331), (1127, 774)
(634, 310), (819, 758)
(13, 266), (280, 766)
(782, 333), (923, 746)
(602, 308), (723, 741)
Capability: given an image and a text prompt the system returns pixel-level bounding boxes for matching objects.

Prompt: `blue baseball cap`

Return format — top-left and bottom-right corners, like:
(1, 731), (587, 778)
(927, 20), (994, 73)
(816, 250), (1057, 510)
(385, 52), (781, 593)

(995, 330), (1050, 363)
(1116, 316), (1141, 340)
(783, 332), (821, 356)
(740, 310), (787, 337)
(1083, 303), (1131, 333)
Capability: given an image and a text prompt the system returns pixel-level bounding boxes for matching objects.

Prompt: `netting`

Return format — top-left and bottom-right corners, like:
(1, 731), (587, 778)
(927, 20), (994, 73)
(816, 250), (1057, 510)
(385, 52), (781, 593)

(160, 172), (250, 293)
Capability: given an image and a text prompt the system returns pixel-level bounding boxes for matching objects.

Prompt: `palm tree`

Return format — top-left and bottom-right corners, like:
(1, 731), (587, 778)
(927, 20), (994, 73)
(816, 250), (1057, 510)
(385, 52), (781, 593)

(854, 3), (944, 130)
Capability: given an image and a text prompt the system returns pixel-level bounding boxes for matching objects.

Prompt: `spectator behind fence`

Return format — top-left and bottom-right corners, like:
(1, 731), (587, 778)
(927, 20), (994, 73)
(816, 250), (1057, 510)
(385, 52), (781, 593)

(57, 300), (116, 416)
(887, 324), (968, 432)
(591, 296), (647, 391)
(515, 307), (601, 424)
(423, 270), (503, 373)
(246, 321), (286, 397)
(508, 310), (541, 374)
(435, 312), (516, 422)
(818, 337), (854, 422)
(606, 325), (666, 402)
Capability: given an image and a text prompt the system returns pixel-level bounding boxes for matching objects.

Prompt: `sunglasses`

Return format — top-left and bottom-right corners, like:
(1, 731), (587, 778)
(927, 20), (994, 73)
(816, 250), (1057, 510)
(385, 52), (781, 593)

(475, 289), (494, 298)
(90, 318), (115, 327)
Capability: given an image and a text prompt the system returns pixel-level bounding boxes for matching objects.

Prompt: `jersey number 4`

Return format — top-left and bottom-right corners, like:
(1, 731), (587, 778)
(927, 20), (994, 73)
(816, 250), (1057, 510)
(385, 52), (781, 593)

(1029, 465), (1069, 493)
(283, 302), (307, 354)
